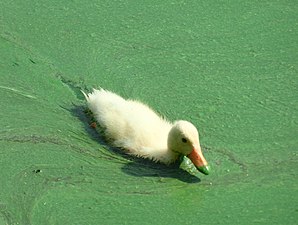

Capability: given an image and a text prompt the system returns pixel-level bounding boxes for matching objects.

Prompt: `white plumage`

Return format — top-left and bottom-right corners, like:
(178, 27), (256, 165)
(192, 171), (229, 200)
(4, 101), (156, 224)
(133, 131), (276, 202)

(83, 88), (209, 175)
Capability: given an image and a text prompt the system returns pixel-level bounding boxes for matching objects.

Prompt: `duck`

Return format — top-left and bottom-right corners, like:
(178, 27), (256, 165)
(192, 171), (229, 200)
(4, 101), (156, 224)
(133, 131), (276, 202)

(82, 88), (209, 175)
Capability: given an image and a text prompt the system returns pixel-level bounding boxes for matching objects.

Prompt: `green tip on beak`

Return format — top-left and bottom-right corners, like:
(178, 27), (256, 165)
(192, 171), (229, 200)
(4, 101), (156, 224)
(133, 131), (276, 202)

(197, 165), (210, 175)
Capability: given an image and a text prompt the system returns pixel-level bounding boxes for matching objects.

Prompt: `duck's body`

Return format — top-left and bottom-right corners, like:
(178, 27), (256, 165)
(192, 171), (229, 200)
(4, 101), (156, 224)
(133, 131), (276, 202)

(83, 88), (209, 175)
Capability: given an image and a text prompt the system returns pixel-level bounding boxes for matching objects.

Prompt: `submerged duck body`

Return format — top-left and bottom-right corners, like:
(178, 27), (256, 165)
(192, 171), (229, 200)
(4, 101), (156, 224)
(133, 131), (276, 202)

(83, 88), (209, 175)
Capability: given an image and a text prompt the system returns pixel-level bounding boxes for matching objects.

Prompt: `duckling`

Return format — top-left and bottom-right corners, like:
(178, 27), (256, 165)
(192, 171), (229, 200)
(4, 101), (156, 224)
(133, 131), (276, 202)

(82, 88), (209, 175)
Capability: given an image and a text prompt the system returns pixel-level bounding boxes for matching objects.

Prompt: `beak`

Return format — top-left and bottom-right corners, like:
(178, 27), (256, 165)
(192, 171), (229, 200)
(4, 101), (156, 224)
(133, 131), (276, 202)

(187, 147), (210, 175)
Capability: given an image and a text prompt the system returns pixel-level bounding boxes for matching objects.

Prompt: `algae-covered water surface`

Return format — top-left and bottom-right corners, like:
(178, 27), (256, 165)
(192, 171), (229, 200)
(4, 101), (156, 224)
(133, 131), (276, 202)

(0, 1), (297, 224)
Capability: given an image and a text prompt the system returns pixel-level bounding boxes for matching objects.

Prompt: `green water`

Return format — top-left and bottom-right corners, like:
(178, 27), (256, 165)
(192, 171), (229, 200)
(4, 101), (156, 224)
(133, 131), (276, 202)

(0, 1), (297, 224)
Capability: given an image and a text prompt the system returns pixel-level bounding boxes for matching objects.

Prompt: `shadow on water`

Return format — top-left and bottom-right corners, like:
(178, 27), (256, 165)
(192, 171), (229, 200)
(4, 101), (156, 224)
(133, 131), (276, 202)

(68, 104), (107, 146)
(67, 104), (201, 184)
(122, 159), (201, 183)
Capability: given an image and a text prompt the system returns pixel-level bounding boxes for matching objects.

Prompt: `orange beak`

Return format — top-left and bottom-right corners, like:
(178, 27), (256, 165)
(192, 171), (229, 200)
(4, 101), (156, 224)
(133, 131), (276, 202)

(187, 147), (210, 175)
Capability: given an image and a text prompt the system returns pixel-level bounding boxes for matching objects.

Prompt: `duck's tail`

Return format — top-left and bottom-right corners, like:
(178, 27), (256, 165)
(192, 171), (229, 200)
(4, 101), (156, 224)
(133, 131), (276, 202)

(81, 90), (89, 100)
(81, 87), (104, 101)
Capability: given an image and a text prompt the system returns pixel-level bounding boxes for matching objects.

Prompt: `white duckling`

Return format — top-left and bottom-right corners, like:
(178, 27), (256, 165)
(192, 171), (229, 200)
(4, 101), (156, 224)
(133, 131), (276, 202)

(82, 88), (209, 175)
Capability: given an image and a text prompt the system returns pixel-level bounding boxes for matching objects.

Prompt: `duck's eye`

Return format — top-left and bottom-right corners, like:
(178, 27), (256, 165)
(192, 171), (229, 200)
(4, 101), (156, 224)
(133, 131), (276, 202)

(181, 138), (187, 143)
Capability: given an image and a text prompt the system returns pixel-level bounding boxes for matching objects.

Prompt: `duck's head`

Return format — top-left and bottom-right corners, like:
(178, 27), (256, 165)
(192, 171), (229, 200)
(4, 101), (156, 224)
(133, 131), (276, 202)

(168, 120), (210, 175)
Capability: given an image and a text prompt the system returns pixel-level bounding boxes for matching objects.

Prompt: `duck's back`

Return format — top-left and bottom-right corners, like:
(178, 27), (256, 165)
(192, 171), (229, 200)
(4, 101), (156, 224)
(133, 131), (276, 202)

(85, 89), (172, 156)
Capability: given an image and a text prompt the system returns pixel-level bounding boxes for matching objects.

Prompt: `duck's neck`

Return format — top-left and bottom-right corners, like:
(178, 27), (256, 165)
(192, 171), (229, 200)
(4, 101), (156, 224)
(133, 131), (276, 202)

(164, 148), (180, 164)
